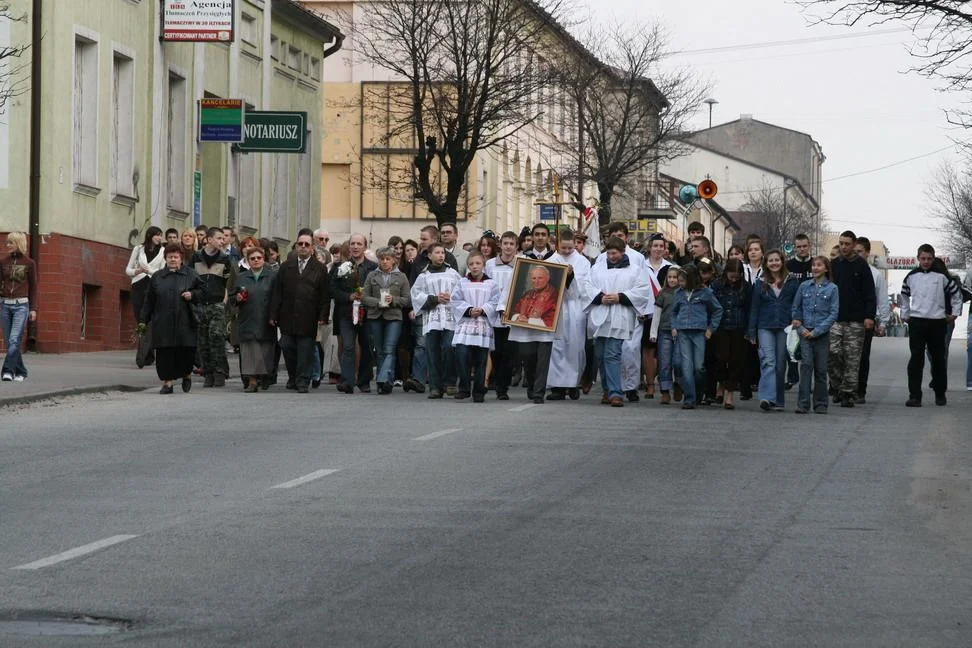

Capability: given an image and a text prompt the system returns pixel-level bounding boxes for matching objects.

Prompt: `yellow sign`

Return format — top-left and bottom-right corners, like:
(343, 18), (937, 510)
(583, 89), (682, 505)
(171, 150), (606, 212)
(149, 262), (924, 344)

(626, 219), (658, 233)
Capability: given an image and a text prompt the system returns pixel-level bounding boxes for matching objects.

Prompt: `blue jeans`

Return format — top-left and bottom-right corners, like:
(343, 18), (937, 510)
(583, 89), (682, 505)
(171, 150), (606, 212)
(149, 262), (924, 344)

(410, 319), (428, 383)
(757, 328), (788, 406)
(1, 302), (29, 378)
(595, 337), (623, 399)
(656, 330), (681, 392)
(425, 329), (454, 392)
(677, 331), (706, 405)
(367, 319), (403, 385)
(455, 344), (488, 395)
(798, 334), (829, 410)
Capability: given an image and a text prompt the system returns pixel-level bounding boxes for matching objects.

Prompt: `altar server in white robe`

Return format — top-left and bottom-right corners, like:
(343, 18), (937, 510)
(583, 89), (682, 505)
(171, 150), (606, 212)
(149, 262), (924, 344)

(587, 236), (655, 407)
(594, 222), (652, 401)
(547, 229), (597, 400)
(410, 243), (463, 399)
(451, 252), (501, 402)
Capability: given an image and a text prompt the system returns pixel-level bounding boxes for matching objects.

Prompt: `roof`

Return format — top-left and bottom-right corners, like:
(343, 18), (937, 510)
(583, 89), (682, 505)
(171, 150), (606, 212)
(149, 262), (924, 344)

(690, 116), (822, 152)
(275, 0), (344, 45)
(678, 140), (820, 211)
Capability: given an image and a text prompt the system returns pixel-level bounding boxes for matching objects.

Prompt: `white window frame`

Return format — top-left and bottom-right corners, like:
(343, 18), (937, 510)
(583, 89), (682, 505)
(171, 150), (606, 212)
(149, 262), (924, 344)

(288, 46), (301, 71)
(240, 12), (257, 46)
(310, 56), (320, 81)
(72, 27), (100, 196)
(110, 44), (136, 203)
(166, 68), (189, 214)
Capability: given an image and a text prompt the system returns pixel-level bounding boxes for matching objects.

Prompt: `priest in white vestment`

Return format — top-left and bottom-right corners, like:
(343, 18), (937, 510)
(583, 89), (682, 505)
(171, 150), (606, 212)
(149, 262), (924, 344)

(546, 230), (597, 399)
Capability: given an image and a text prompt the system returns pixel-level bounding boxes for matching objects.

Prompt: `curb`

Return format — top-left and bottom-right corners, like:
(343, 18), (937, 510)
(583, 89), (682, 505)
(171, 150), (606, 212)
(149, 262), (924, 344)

(0, 385), (148, 408)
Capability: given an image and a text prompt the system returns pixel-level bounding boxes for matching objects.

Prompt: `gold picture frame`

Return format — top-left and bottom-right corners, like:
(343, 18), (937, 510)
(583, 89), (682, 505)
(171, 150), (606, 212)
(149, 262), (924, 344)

(501, 257), (569, 333)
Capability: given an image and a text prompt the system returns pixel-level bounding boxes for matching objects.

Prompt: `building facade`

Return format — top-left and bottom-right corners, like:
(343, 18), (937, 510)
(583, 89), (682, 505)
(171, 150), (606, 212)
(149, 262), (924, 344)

(1, 0), (341, 352)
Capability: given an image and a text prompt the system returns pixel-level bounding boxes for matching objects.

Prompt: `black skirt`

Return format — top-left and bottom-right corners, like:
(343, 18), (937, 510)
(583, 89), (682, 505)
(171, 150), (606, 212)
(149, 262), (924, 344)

(155, 346), (196, 381)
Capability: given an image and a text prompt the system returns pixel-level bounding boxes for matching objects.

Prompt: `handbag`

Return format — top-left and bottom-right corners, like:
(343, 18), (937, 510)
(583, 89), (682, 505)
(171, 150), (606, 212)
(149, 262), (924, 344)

(785, 325), (802, 362)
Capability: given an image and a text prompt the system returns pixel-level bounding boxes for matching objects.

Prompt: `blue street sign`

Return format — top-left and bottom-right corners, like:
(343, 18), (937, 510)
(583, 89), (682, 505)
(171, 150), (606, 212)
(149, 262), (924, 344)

(539, 204), (560, 222)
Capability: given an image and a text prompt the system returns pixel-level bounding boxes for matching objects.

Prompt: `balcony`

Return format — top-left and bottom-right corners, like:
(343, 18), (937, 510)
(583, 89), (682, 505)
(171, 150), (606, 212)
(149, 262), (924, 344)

(637, 179), (680, 220)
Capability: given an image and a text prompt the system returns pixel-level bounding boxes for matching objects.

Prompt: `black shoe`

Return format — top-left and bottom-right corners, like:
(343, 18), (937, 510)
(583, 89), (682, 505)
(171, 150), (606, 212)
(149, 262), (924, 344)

(840, 392), (856, 407)
(244, 383), (259, 393)
(312, 379), (321, 389)
(532, 397), (544, 404)
(203, 374), (216, 388)
(681, 403), (695, 410)
(403, 377), (426, 394)
(455, 391), (470, 400)
(625, 390), (640, 403)
(336, 384), (354, 394)
(473, 394), (485, 403)
(546, 391), (566, 401)
(297, 386), (309, 394)
(496, 392), (509, 401)
(213, 374), (226, 388)
(567, 388), (580, 400)
(358, 385), (371, 393)
(286, 381), (297, 390)
(935, 395), (947, 406)
(785, 381), (795, 391)
(159, 384), (173, 394)
(182, 376), (192, 393)
(759, 400), (771, 411)
(260, 377), (271, 391)
(856, 395), (866, 405)
(906, 398), (922, 407)
(380, 383), (394, 395)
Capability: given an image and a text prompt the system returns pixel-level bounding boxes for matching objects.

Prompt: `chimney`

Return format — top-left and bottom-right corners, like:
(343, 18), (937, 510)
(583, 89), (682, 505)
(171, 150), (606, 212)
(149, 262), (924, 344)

(740, 114), (753, 120)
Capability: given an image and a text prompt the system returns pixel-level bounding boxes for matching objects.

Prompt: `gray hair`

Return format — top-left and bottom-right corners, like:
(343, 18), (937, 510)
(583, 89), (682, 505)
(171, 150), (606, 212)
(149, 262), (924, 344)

(314, 228), (330, 238)
(376, 246), (396, 259)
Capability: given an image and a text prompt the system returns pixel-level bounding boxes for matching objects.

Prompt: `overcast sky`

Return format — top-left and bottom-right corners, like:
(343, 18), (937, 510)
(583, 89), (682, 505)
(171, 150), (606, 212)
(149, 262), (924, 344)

(580, 0), (964, 257)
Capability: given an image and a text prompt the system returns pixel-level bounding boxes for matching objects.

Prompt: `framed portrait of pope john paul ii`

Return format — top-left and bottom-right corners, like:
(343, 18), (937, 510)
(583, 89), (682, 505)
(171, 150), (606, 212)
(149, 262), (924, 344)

(501, 257), (569, 333)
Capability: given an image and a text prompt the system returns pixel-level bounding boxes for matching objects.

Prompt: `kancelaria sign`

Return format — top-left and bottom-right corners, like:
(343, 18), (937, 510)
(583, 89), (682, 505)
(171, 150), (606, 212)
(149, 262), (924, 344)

(162, 0), (235, 42)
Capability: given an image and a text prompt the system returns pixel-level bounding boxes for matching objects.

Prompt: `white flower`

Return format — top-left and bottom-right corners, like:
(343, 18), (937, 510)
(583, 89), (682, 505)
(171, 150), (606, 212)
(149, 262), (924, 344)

(337, 261), (353, 278)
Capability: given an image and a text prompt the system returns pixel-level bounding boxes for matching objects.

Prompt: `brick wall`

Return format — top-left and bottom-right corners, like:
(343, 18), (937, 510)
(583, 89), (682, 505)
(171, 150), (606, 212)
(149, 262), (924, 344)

(3, 233), (136, 353)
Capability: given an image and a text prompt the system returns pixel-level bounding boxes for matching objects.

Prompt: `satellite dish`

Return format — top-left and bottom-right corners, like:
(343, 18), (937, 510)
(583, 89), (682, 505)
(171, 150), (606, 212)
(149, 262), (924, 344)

(678, 184), (698, 204)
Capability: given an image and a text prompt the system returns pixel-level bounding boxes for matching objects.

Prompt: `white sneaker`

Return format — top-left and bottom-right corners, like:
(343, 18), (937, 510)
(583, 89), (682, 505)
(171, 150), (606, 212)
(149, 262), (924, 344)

(13, 375), (24, 382)
(967, 386), (972, 392)
(1, 373), (12, 381)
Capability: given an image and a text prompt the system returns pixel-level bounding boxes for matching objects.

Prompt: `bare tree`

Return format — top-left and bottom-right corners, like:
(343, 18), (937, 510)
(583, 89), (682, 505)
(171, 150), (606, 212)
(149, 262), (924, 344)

(738, 185), (817, 251)
(928, 160), (972, 259)
(348, 0), (568, 227)
(0, 4), (30, 115)
(799, 1), (972, 126)
(548, 21), (709, 225)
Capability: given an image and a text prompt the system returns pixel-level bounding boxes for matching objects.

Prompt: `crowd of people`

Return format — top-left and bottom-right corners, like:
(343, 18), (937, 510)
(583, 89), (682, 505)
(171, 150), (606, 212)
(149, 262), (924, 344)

(126, 220), (967, 410)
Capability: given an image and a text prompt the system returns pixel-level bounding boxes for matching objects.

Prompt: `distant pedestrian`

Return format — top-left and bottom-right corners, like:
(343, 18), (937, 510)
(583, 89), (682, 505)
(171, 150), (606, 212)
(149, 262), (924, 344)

(0, 232), (37, 382)
(784, 233), (814, 390)
(190, 227), (236, 387)
(234, 247), (277, 393)
(791, 256), (839, 414)
(853, 236), (890, 404)
(649, 267), (683, 404)
(139, 244), (203, 394)
(126, 226), (166, 368)
(900, 244), (962, 407)
(710, 259), (750, 410)
(450, 252), (501, 402)
(828, 231), (876, 407)
(410, 243), (462, 399)
(671, 265), (723, 410)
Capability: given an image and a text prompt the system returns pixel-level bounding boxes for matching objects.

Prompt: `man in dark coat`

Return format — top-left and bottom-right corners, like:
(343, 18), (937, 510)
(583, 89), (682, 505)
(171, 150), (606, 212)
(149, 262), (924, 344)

(269, 232), (330, 393)
(331, 233), (379, 393)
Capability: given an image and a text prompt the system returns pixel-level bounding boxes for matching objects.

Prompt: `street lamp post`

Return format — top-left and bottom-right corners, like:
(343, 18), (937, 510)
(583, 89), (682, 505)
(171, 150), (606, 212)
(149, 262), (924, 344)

(703, 98), (718, 128)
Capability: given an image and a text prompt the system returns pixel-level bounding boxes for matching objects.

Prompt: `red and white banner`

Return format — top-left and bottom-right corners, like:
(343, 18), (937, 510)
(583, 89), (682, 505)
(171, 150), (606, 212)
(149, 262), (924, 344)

(874, 255), (963, 270)
(162, 0), (235, 42)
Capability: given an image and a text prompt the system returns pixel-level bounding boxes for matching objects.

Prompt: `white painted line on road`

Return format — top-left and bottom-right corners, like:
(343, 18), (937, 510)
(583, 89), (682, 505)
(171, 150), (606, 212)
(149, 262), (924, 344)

(269, 469), (341, 490)
(12, 534), (139, 570)
(413, 428), (463, 442)
(508, 404), (537, 412)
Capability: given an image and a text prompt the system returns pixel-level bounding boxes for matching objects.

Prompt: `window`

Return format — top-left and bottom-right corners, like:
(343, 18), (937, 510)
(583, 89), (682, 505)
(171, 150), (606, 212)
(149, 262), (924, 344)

(239, 151), (258, 228)
(271, 154), (289, 237)
(288, 46), (301, 71)
(310, 57), (320, 81)
(111, 51), (135, 199)
(270, 36), (280, 60)
(240, 12), (257, 45)
(73, 34), (99, 191)
(296, 135), (312, 231)
(167, 72), (188, 211)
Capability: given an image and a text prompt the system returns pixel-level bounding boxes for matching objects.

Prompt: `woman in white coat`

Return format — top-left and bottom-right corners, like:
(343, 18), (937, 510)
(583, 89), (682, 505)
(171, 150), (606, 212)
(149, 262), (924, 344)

(126, 226), (166, 367)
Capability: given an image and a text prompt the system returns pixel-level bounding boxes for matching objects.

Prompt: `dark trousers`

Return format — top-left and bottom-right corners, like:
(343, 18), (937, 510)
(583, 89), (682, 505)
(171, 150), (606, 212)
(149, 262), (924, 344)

(798, 334), (830, 410)
(712, 329), (747, 391)
(857, 328), (875, 398)
(280, 334), (316, 389)
(338, 316), (373, 388)
(908, 318), (947, 399)
(155, 346), (195, 381)
(583, 339), (596, 385)
(491, 327), (515, 395)
(741, 344), (759, 398)
(456, 344), (489, 396)
(425, 329), (454, 392)
(518, 341), (552, 399)
(704, 335), (718, 399)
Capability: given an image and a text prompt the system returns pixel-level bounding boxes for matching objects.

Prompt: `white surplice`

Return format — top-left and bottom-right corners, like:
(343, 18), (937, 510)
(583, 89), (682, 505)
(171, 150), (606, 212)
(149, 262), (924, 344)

(450, 276), (501, 350)
(546, 251), (597, 388)
(586, 258), (654, 340)
(410, 267), (462, 334)
(594, 246), (654, 389)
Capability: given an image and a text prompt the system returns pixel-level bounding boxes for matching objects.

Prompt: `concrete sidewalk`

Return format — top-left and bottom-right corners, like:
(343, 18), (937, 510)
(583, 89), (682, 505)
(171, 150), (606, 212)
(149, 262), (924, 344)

(0, 350), (175, 406)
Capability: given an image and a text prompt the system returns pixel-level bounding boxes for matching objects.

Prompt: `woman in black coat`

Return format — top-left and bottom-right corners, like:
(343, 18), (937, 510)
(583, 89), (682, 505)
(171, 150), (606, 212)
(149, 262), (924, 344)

(234, 246), (278, 393)
(139, 244), (205, 394)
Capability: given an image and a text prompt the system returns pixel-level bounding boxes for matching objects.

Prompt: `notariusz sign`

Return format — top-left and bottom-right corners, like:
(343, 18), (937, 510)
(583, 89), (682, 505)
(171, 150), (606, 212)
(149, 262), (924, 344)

(237, 111), (308, 154)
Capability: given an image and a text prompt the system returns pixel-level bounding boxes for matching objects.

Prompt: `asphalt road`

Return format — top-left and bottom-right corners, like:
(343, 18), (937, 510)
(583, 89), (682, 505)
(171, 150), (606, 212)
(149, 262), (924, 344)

(0, 338), (970, 646)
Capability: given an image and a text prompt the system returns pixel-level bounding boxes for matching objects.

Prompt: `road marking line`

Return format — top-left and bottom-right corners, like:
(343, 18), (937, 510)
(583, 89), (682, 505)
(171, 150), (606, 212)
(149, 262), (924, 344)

(270, 469), (341, 489)
(508, 404), (537, 412)
(413, 428), (463, 441)
(12, 535), (139, 570)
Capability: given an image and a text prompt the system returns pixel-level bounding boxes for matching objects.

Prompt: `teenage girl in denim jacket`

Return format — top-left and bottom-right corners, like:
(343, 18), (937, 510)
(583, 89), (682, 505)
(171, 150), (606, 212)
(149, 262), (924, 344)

(791, 256), (839, 413)
(671, 265), (723, 410)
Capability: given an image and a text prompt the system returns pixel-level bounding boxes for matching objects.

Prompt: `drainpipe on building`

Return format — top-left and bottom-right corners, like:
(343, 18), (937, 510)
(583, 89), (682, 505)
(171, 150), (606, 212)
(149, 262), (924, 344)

(26, 0), (42, 350)
(322, 32), (345, 60)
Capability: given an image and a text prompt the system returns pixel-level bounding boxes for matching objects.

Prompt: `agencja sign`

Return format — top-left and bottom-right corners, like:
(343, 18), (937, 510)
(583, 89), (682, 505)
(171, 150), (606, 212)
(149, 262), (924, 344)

(236, 111), (308, 154)
(162, 0), (235, 42)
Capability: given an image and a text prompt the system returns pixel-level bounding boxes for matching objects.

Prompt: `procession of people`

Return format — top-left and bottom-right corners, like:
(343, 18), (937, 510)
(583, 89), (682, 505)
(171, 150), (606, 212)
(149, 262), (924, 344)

(126, 219), (967, 411)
